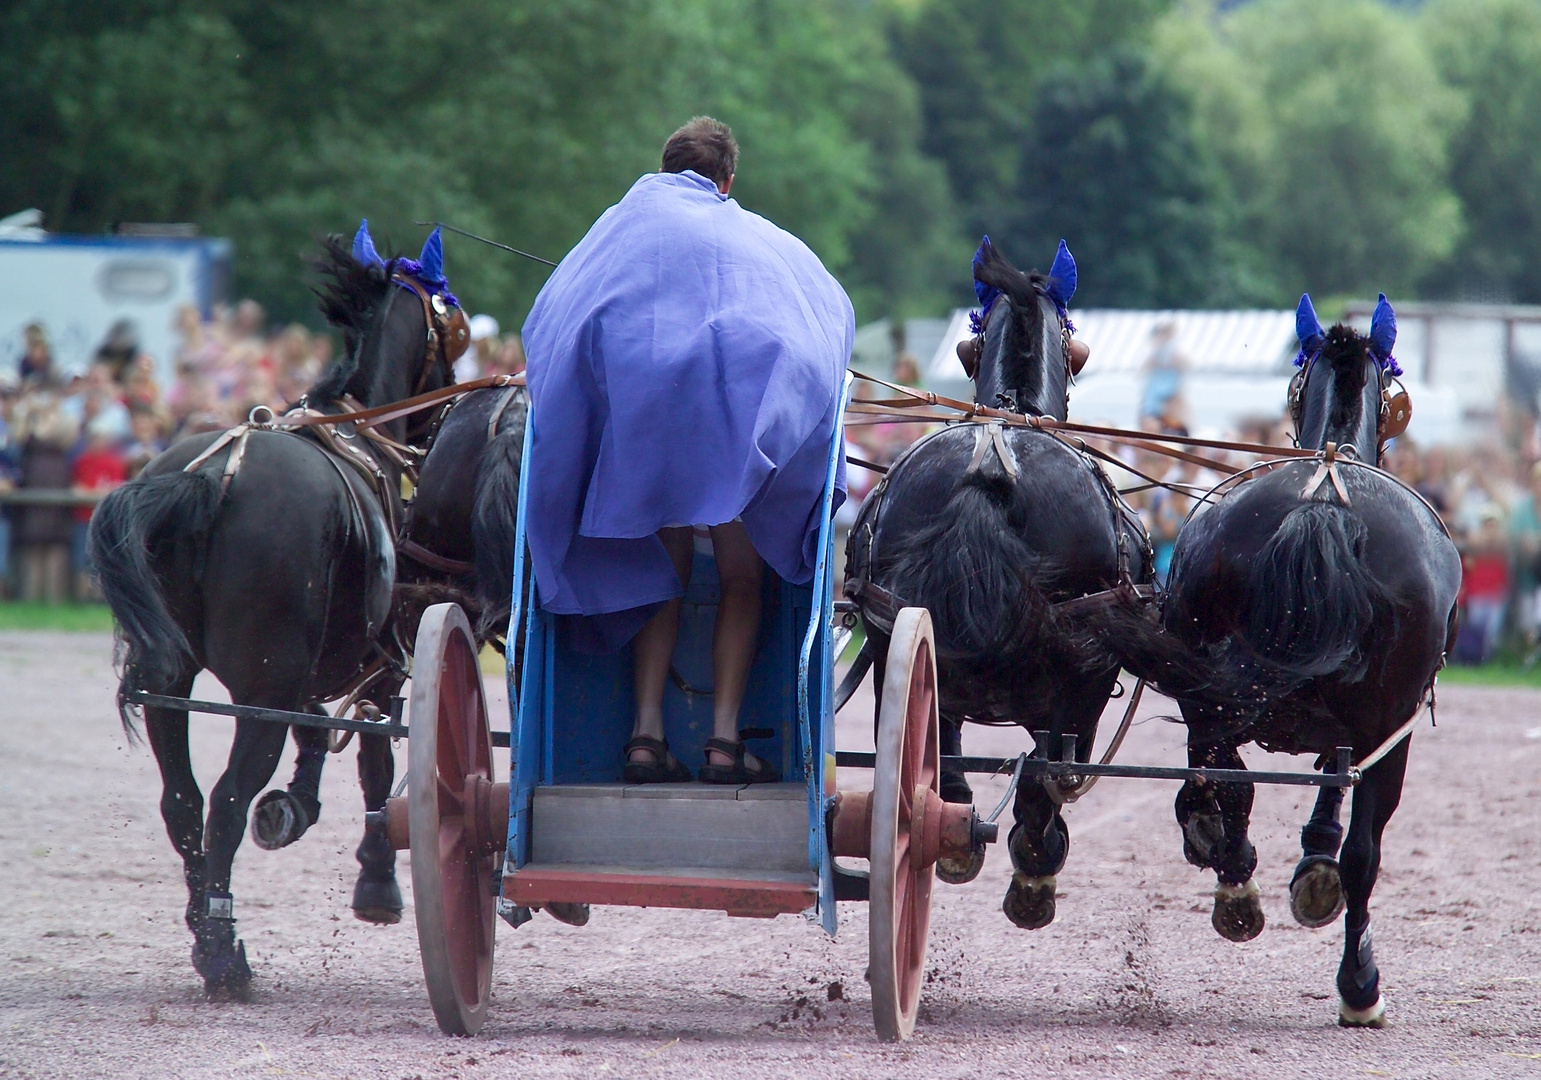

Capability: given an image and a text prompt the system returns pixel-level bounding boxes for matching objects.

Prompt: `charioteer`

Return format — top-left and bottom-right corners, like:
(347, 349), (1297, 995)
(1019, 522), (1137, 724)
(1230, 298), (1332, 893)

(521, 117), (854, 784)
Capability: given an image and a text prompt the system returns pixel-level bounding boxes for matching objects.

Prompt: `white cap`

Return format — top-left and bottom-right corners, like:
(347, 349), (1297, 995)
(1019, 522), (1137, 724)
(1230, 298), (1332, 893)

(469, 314), (500, 341)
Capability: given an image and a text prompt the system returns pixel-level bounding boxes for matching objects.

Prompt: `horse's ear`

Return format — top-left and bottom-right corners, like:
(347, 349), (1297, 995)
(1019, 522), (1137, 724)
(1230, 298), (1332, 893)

(1045, 239), (1076, 308)
(418, 226), (445, 283)
(972, 235), (1001, 308)
(1370, 292), (1397, 358)
(352, 219), (384, 268)
(1296, 293), (1325, 351)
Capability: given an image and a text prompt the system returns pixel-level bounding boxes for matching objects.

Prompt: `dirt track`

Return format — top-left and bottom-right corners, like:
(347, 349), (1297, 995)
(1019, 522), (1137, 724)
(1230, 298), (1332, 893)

(1, 629), (1539, 1079)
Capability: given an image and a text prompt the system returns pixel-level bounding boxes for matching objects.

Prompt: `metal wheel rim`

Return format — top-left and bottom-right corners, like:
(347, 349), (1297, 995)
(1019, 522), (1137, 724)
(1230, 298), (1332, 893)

(868, 607), (939, 1042)
(409, 603), (496, 1036)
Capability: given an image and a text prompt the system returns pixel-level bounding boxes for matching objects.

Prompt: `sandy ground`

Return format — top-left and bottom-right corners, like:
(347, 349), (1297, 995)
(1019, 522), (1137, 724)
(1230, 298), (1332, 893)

(1, 630), (1539, 1079)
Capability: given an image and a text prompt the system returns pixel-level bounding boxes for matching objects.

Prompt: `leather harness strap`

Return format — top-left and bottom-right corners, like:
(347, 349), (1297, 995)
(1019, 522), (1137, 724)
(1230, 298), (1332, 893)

(398, 538), (476, 577)
(391, 272), (471, 396)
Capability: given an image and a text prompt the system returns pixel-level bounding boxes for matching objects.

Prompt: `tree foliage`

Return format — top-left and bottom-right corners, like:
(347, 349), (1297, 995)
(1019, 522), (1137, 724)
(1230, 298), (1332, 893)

(8, 0), (1541, 324)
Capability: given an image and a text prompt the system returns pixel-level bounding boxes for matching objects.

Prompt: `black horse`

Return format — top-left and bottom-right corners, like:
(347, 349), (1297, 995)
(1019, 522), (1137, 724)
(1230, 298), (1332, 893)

(1120, 295), (1460, 1026)
(88, 224), (462, 995)
(845, 238), (1152, 929)
(396, 378), (526, 644)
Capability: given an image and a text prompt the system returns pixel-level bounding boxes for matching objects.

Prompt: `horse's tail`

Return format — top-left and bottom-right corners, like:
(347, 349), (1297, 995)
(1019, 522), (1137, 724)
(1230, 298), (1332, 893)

(88, 469), (223, 733)
(470, 406), (526, 641)
(882, 473), (1071, 660)
(1244, 501), (1377, 681)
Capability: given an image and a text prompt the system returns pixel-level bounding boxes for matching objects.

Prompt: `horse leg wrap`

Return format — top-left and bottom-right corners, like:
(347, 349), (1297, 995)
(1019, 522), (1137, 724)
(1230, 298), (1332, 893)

(1211, 879), (1265, 942)
(1337, 917), (1383, 1022)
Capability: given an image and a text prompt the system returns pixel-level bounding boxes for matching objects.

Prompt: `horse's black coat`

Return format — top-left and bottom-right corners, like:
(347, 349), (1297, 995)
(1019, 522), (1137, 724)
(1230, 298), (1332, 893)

(846, 239), (1151, 924)
(89, 236), (453, 995)
(1113, 314), (1461, 1018)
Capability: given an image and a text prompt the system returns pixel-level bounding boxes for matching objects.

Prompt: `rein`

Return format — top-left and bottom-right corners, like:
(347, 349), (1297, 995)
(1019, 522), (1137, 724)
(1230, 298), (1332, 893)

(846, 369), (1320, 480)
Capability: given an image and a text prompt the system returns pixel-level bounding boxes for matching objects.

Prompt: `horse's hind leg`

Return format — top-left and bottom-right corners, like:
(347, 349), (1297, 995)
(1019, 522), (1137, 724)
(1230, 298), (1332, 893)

(935, 712), (984, 885)
(1290, 766), (1347, 928)
(1002, 782), (1068, 930)
(144, 677), (208, 956)
(199, 715), (290, 997)
(250, 715), (328, 851)
(352, 730), (403, 924)
(1184, 741), (1264, 942)
(1335, 740), (1408, 1028)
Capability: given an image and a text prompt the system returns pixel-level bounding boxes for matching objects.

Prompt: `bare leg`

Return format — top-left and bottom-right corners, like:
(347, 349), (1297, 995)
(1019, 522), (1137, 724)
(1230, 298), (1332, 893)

(705, 521), (764, 764)
(630, 527), (694, 761)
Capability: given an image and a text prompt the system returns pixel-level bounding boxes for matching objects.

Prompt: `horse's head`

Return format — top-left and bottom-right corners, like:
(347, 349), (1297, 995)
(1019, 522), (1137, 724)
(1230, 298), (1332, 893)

(1290, 293), (1401, 462)
(962, 237), (1077, 420)
(310, 221), (468, 438)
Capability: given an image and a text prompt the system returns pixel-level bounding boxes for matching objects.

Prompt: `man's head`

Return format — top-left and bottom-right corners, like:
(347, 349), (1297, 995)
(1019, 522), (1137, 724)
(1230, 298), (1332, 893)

(661, 116), (737, 194)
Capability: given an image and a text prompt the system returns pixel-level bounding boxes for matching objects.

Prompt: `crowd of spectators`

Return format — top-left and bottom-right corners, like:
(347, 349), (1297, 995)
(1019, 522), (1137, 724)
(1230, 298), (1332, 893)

(0, 302), (525, 602)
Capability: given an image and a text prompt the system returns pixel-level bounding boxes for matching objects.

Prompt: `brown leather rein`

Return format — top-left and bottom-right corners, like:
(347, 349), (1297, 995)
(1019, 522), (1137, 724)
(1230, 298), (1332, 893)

(844, 369), (1320, 479)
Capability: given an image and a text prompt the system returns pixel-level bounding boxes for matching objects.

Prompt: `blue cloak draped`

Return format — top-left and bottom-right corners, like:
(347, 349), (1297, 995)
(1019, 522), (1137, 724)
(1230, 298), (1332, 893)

(522, 170), (853, 647)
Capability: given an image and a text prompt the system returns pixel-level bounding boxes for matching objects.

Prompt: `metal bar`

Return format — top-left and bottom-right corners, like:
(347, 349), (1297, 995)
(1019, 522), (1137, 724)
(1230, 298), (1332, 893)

(833, 750), (1356, 787)
(124, 690), (511, 747)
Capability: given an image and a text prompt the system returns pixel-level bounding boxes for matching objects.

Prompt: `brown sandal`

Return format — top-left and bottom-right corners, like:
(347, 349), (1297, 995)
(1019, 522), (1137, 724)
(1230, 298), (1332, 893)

(623, 735), (692, 784)
(698, 735), (781, 784)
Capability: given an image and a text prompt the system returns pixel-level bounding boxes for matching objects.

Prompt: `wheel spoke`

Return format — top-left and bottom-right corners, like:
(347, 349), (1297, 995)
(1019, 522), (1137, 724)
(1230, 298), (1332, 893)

(437, 776), (464, 816)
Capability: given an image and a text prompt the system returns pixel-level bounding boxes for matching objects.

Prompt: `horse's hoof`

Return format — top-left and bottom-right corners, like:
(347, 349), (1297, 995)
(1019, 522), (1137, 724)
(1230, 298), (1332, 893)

(1338, 995), (1387, 1028)
(1003, 873), (1057, 930)
(195, 940), (252, 1000)
(1289, 857), (1346, 929)
(1182, 812), (1224, 868)
(936, 847), (986, 886)
(251, 790), (312, 851)
(351, 875), (403, 925)
(1212, 879), (1264, 941)
(543, 902), (590, 927)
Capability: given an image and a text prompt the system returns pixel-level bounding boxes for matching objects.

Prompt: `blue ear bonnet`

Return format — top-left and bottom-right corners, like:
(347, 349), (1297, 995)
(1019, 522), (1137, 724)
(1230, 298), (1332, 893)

(970, 236), (1076, 337)
(1293, 291), (1400, 376)
(1369, 293), (1400, 375)
(1045, 239), (1076, 316)
(352, 220), (459, 308)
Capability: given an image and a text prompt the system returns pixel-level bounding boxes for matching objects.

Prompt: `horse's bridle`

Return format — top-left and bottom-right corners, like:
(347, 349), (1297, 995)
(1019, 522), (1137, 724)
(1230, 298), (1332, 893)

(391, 271), (471, 396)
(1287, 348), (1411, 454)
(961, 291), (1082, 405)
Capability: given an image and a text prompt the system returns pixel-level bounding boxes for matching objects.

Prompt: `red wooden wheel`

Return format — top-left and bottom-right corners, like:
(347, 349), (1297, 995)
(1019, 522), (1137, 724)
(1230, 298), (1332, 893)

(408, 603), (497, 1036)
(868, 606), (939, 1042)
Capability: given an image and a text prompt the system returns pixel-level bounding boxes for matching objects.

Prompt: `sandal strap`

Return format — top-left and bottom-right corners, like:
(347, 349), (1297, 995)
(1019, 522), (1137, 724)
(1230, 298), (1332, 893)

(625, 734), (678, 766)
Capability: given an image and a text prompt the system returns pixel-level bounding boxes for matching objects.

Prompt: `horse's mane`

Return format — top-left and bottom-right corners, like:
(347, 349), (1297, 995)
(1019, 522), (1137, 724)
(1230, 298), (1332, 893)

(309, 235), (396, 405)
(972, 237), (1046, 310)
(1319, 324), (1375, 435)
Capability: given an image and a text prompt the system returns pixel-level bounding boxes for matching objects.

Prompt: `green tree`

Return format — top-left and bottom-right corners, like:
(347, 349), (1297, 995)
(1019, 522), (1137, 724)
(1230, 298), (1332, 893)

(1424, 0), (1541, 301)
(1153, 0), (1464, 300)
(1006, 49), (1232, 307)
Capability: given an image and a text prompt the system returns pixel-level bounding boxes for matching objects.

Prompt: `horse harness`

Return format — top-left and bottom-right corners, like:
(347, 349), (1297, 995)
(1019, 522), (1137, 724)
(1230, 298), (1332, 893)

(1286, 348), (1412, 459)
(844, 418), (1154, 637)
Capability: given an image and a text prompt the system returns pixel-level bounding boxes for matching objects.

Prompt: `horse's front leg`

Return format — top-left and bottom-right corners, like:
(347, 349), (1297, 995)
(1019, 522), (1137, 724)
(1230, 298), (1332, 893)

(1335, 739), (1409, 1027)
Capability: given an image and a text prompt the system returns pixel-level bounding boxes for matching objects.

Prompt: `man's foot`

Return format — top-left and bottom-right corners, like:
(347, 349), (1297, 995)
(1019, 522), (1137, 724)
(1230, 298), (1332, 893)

(623, 735), (692, 784)
(699, 736), (780, 784)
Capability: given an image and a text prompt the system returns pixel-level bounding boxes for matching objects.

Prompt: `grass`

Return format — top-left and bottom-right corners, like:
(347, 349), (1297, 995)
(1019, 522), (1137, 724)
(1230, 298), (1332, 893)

(1435, 659), (1541, 689)
(0, 601), (117, 633)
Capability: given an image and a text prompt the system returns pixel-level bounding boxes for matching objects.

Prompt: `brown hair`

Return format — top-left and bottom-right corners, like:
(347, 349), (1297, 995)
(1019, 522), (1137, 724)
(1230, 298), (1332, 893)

(661, 116), (738, 186)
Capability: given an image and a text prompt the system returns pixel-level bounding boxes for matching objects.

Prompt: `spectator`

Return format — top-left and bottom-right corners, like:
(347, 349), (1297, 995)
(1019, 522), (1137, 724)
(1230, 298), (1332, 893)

(492, 335), (525, 377)
(0, 375), (19, 596)
(123, 405), (167, 479)
(461, 314), (499, 383)
(94, 318), (141, 381)
(19, 323), (59, 388)
(71, 418), (127, 599)
(1140, 321), (1186, 421)
(13, 393), (77, 602)
(1455, 509), (1511, 664)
